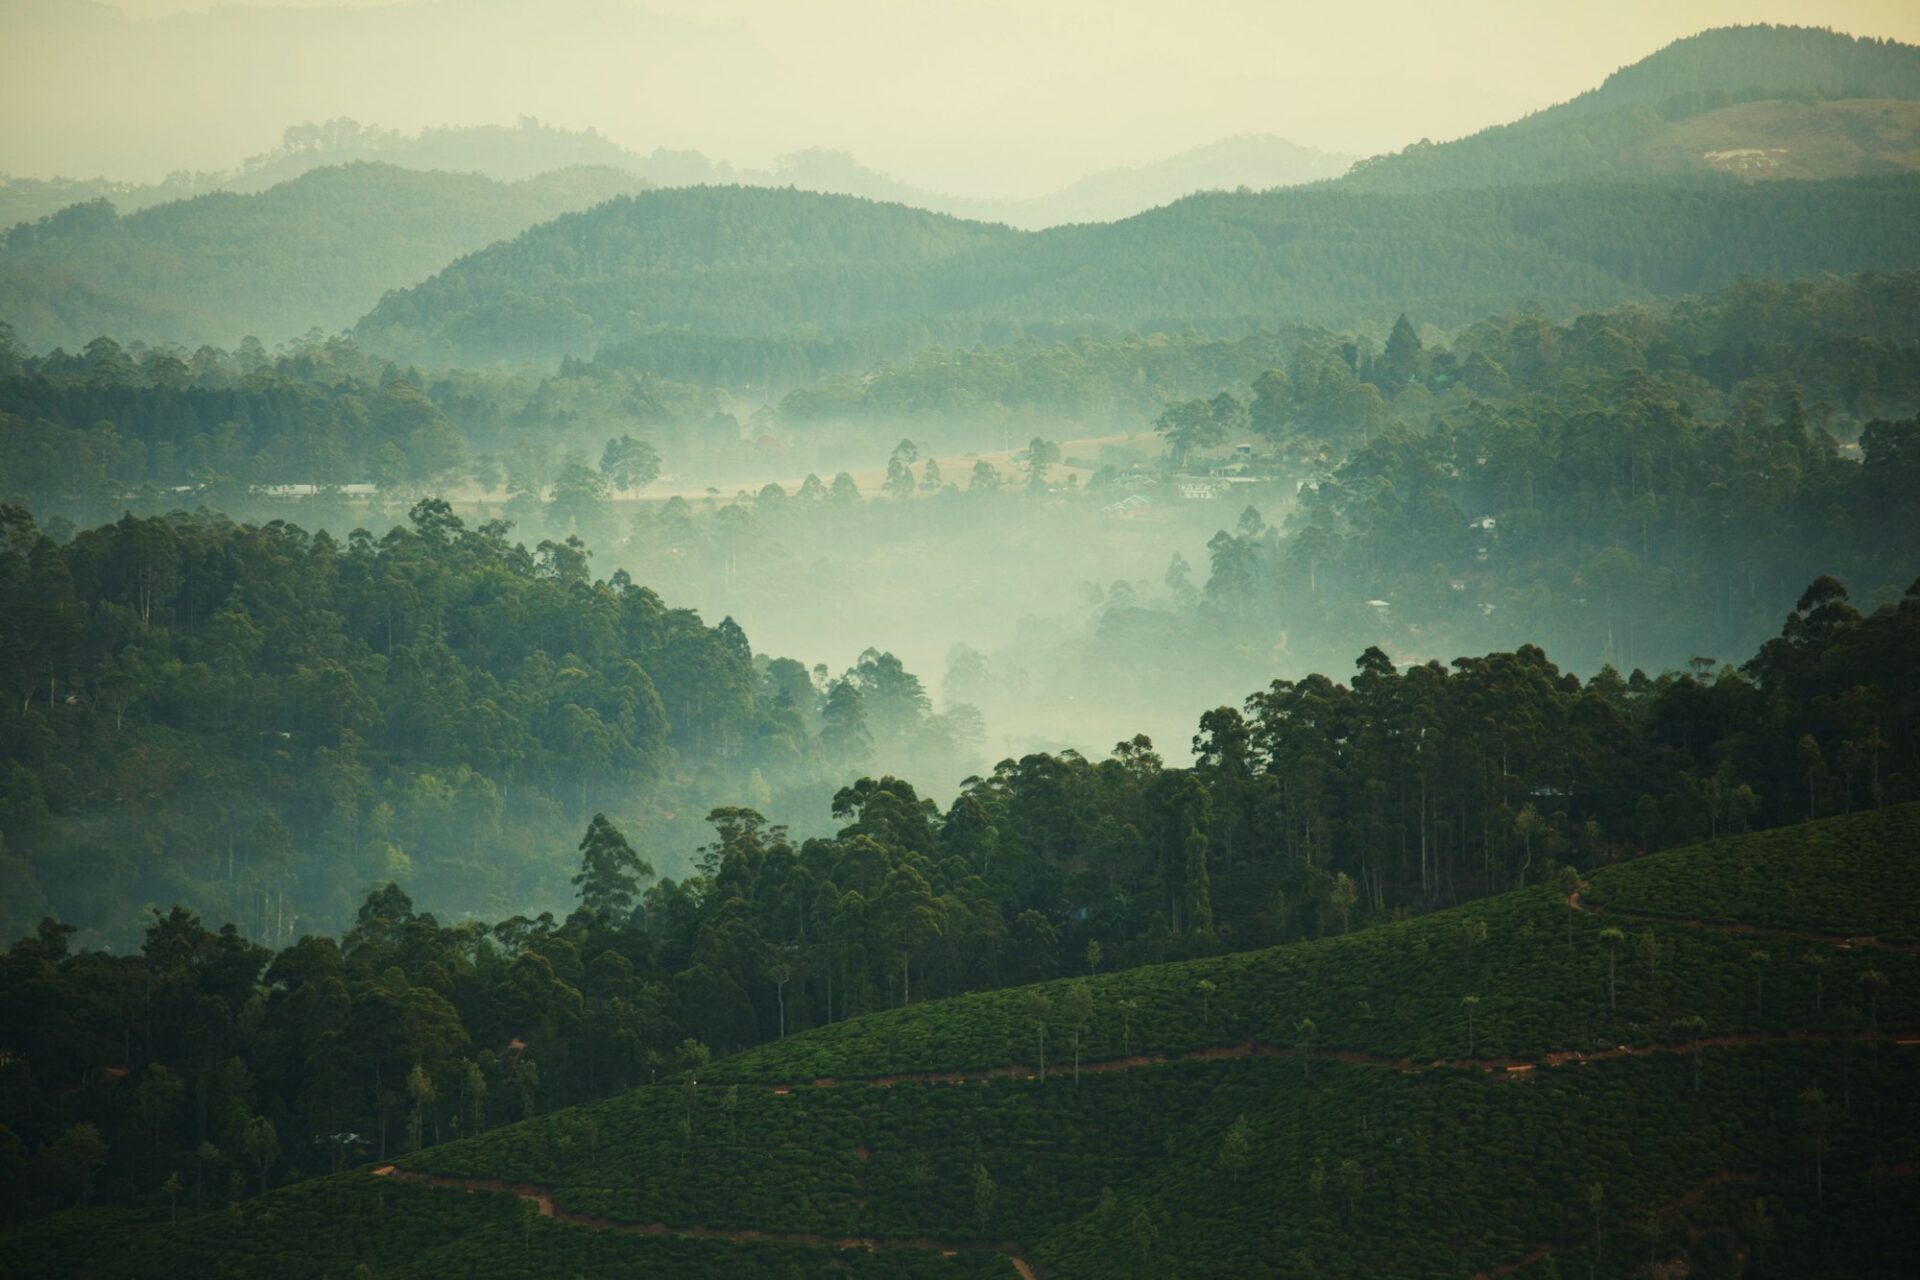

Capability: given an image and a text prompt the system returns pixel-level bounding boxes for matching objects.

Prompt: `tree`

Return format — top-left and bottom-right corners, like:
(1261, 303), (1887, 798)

(884, 456), (915, 500)
(1024, 438), (1060, 489)
(1118, 998), (1139, 1055)
(970, 460), (1001, 492)
(768, 946), (796, 1038)
(1587, 1182), (1606, 1279)
(1195, 979), (1216, 1032)
(973, 1164), (997, 1232)
(47, 1124), (106, 1207)
(1183, 831), (1214, 935)
(1336, 1156), (1363, 1216)
(1297, 1017), (1317, 1081)
(1086, 939), (1103, 975)
(161, 1171), (181, 1221)
(1378, 313), (1422, 390)
(572, 814), (653, 918)
(241, 1115), (279, 1195)
(599, 435), (661, 494)
(1513, 804), (1543, 886)
(1130, 1206), (1158, 1269)
(1461, 995), (1481, 1057)
(406, 1063), (439, 1150)
(1062, 981), (1095, 1084)
(1557, 865), (1581, 946)
(1804, 951), (1829, 1013)
(1330, 871), (1357, 934)
(1156, 398), (1225, 464)
(1599, 928), (1626, 1009)
(1026, 991), (1053, 1081)
(1748, 949), (1770, 1017)
(1798, 1086), (1830, 1201)
(1219, 1114), (1253, 1188)
(820, 679), (873, 769)
(1860, 968), (1889, 1065)
(549, 454), (609, 529)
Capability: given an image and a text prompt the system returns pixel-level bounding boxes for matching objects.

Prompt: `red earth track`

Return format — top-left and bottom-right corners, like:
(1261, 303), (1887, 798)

(374, 894), (1915, 1277)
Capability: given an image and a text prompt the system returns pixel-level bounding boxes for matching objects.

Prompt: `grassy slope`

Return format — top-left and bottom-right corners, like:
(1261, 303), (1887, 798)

(11, 806), (1920, 1277)
(1582, 803), (1920, 937)
(704, 806), (1920, 1083)
(1639, 99), (1920, 179)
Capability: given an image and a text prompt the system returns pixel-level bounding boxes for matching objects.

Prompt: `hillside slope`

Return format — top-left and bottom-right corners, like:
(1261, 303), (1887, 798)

(1342, 25), (1920, 193)
(0, 162), (651, 350)
(11, 806), (1919, 1277)
(354, 174), (1920, 374)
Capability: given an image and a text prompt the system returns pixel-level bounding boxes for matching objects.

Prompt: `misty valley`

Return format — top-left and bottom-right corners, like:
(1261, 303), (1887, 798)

(1, 11), (1918, 1280)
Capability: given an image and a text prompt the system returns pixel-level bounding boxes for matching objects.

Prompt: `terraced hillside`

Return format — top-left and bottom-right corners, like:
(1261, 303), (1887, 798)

(10, 806), (1919, 1278)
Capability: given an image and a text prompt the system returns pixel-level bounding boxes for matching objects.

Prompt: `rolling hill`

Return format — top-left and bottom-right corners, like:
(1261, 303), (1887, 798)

(10, 805), (1919, 1277)
(0, 162), (652, 351)
(1342, 25), (1920, 193)
(354, 173), (1920, 376)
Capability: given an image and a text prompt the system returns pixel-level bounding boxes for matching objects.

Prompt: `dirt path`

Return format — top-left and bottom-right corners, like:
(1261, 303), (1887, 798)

(1568, 891), (1920, 954)
(371, 1166), (1041, 1274)
(767, 1027), (1910, 1092)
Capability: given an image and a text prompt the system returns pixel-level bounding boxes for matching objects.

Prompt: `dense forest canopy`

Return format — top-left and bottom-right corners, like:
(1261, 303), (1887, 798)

(355, 175), (1920, 373)
(0, 564), (1913, 1234)
(0, 500), (975, 951)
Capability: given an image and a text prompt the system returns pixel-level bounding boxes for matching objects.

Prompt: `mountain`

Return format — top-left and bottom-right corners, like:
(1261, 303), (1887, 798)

(9, 805), (1918, 1277)
(985, 135), (1356, 228)
(1343, 25), (1920, 192)
(3, 126), (1353, 239)
(354, 173), (1920, 376)
(0, 162), (651, 350)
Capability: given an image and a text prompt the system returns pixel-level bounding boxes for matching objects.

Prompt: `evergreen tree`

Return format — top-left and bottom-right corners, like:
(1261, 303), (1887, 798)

(571, 814), (653, 917)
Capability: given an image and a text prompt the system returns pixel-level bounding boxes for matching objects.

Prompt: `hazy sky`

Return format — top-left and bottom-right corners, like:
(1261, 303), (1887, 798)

(5, 0), (1919, 193)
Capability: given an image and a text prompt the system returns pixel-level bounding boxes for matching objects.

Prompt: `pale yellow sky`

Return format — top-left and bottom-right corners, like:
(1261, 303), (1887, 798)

(6, 1), (1919, 192)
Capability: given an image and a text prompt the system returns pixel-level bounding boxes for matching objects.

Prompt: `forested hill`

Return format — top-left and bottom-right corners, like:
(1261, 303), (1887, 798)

(0, 163), (652, 352)
(354, 174), (1920, 374)
(1342, 25), (1920, 192)
(1567, 25), (1920, 115)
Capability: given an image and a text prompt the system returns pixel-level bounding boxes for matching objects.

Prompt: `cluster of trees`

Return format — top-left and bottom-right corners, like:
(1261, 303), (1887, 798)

(773, 332), (1296, 439)
(1110, 272), (1920, 678)
(0, 500), (968, 947)
(5, 562), (1913, 1219)
(0, 327), (729, 526)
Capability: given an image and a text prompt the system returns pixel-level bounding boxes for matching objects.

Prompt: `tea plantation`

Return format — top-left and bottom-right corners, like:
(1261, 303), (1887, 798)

(9, 807), (1918, 1278)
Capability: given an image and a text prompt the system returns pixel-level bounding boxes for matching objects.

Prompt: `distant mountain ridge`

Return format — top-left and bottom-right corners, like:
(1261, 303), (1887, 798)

(1, 120), (1353, 235)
